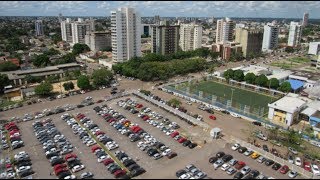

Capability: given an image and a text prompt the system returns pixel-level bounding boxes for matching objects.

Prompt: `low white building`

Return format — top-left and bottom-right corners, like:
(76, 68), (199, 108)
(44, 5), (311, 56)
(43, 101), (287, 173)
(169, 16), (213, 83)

(268, 93), (307, 126)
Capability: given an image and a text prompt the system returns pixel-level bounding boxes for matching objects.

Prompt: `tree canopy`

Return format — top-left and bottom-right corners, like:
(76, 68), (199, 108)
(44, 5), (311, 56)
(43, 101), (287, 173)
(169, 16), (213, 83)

(63, 82), (75, 91)
(0, 74), (10, 93)
(255, 74), (268, 87)
(244, 72), (256, 84)
(35, 82), (53, 97)
(0, 61), (19, 72)
(92, 68), (113, 87)
(32, 54), (50, 67)
(223, 69), (234, 81)
(233, 69), (245, 82)
(278, 81), (292, 92)
(77, 75), (91, 90)
(268, 78), (280, 89)
(72, 43), (90, 55)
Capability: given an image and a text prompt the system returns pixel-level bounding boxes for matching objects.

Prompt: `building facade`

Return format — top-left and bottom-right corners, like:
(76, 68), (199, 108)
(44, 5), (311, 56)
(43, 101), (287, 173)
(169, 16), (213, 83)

(61, 18), (73, 43)
(71, 18), (95, 45)
(288, 21), (302, 47)
(235, 28), (263, 58)
(85, 31), (111, 52)
(151, 21), (180, 55)
(262, 23), (279, 52)
(216, 17), (235, 43)
(111, 7), (142, 62)
(308, 42), (320, 55)
(302, 12), (309, 27)
(212, 42), (242, 61)
(141, 24), (151, 36)
(179, 23), (202, 51)
(35, 20), (44, 36)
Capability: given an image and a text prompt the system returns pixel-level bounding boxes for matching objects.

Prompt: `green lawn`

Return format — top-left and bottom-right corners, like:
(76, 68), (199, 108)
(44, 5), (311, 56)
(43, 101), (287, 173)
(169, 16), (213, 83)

(177, 80), (278, 112)
(288, 57), (310, 63)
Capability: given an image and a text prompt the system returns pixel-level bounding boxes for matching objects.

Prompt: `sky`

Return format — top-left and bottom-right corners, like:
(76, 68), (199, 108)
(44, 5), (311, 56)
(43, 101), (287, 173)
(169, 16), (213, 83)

(0, 1), (319, 18)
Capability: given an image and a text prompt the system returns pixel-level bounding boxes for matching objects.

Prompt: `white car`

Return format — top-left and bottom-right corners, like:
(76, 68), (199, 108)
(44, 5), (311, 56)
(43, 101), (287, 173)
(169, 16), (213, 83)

(14, 151), (28, 159)
(288, 147), (298, 155)
(231, 143), (240, 151)
(6, 172), (15, 179)
(72, 164), (85, 173)
(64, 175), (76, 179)
(162, 149), (172, 156)
(179, 173), (191, 179)
(311, 164), (320, 176)
(86, 140), (97, 147)
(230, 112), (240, 118)
(16, 166), (31, 173)
(221, 163), (230, 171)
(295, 157), (302, 166)
(105, 142), (119, 150)
(98, 155), (108, 163)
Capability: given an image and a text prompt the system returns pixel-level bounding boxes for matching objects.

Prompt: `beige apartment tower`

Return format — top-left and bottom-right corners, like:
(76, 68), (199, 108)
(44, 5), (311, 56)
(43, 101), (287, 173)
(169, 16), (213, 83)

(179, 23), (202, 51)
(235, 28), (263, 58)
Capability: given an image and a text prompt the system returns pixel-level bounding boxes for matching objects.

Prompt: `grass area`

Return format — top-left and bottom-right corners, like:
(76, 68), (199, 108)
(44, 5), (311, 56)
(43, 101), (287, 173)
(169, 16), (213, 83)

(176, 80), (278, 113)
(270, 62), (295, 69)
(0, 99), (22, 108)
(288, 57), (310, 63)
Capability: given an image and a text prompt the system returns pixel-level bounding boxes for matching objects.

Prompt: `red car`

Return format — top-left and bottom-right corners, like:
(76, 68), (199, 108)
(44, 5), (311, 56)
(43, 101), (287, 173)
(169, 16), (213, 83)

(304, 161), (311, 172)
(9, 130), (20, 135)
(76, 114), (85, 118)
(94, 131), (105, 136)
(136, 104), (143, 108)
(279, 165), (289, 174)
(209, 115), (216, 120)
(96, 100), (104, 103)
(133, 127), (142, 133)
(108, 118), (116, 123)
(65, 153), (77, 161)
(113, 169), (127, 178)
(91, 145), (101, 153)
(235, 161), (246, 170)
(55, 168), (68, 176)
(170, 131), (179, 138)
(103, 158), (114, 166)
(54, 164), (67, 172)
(178, 137), (187, 143)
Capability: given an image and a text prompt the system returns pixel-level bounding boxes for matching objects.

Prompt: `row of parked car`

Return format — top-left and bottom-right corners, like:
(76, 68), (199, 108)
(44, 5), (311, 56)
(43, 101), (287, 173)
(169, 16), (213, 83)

(95, 104), (177, 161)
(32, 120), (86, 179)
(119, 98), (198, 149)
(3, 122), (24, 150)
(70, 112), (144, 178)
(176, 164), (208, 179)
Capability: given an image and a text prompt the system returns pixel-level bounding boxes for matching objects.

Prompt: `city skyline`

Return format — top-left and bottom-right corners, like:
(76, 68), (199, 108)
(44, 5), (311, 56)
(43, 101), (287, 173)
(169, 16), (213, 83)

(0, 1), (319, 18)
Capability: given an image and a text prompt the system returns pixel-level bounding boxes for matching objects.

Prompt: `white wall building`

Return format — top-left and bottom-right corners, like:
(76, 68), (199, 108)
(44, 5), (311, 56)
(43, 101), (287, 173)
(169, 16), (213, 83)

(287, 21), (302, 47)
(179, 23), (202, 51)
(302, 12), (309, 27)
(71, 18), (95, 46)
(35, 20), (44, 36)
(61, 18), (73, 43)
(111, 7), (141, 62)
(308, 42), (320, 55)
(85, 31), (111, 52)
(262, 23), (279, 52)
(216, 18), (235, 43)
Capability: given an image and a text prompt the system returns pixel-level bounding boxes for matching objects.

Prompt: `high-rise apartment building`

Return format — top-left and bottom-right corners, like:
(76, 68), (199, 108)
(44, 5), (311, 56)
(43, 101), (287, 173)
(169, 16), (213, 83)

(235, 28), (263, 58)
(151, 21), (180, 55)
(302, 12), (309, 27)
(71, 18), (95, 45)
(179, 23), (202, 51)
(58, 13), (63, 23)
(85, 31), (111, 52)
(35, 20), (44, 36)
(216, 17), (235, 43)
(262, 23), (279, 52)
(111, 7), (141, 62)
(154, 15), (160, 25)
(288, 21), (302, 47)
(61, 18), (73, 43)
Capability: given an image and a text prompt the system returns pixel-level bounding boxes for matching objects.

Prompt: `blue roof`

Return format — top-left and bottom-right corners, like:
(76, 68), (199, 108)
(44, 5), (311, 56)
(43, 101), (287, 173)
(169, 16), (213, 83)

(287, 79), (304, 90)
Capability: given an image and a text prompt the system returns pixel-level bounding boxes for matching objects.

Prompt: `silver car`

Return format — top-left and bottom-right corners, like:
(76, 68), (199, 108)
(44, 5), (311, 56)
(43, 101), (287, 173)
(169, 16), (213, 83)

(226, 167), (236, 175)
(240, 166), (251, 175)
(288, 171), (298, 178)
(213, 159), (224, 169)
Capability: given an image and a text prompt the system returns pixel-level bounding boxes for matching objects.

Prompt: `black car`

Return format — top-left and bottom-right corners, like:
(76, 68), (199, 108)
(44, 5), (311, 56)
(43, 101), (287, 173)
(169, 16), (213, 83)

(238, 147), (247, 153)
(265, 159), (274, 166)
(272, 163), (281, 170)
(249, 170), (260, 178)
(209, 157), (218, 164)
(19, 170), (34, 178)
(130, 168), (145, 177)
(123, 159), (136, 167)
(252, 121), (262, 126)
(16, 160), (32, 167)
(51, 158), (65, 166)
(77, 104), (85, 108)
(128, 164), (140, 171)
(147, 149), (158, 156)
(233, 172), (244, 179)
(243, 174), (254, 179)
(221, 110), (230, 114)
(262, 145), (269, 152)
(222, 154), (233, 162)
(176, 169), (187, 177)
(183, 140), (191, 147)
(216, 152), (225, 158)
(188, 143), (197, 149)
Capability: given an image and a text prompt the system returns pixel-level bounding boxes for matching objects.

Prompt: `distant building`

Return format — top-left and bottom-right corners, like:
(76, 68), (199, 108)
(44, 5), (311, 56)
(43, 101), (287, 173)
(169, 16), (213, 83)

(288, 21), (302, 47)
(179, 23), (202, 51)
(0, 57), (20, 67)
(58, 13), (63, 23)
(235, 23), (245, 28)
(85, 31), (111, 52)
(216, 17), (235, 43)
(262, 23), (279, 52)
(154, 15), (160, 25)
(61, 18), (73, 43)
(308, 42), (320, 55)
(35, 20), (44, 36)
(111, 7), (141, 62)
(141, 24), (151, 36)
(212, 42), (242, 61)
(302, 12), (309, 27)
(235, 28), (263, 58)
(71, 18), (95, 45)
(151, 21), (180, 55)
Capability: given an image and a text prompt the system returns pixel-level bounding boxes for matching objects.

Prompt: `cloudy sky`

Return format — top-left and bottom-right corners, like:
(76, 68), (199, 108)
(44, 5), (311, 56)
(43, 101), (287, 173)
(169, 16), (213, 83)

(0, 1), (319, 18)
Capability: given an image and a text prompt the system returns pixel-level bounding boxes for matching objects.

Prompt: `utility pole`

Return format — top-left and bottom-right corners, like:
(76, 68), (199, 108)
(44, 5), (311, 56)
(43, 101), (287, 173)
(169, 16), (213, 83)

(230, 88), (235, 107)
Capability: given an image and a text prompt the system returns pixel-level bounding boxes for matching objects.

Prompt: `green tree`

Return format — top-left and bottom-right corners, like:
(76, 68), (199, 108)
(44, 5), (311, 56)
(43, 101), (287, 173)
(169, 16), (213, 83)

(51, 34), (62, 44)
(72, 70), (81, 78)
(268, 78), (280, 89)
(25, 75), (42, 83)
(77, 75), (91, 90)
(208, 65), (216, 75)
(35, 82), (53, 97)
(244, 73), (256, 84)
(285, 46), (294, 53)
(92, 68), (113, 87)
(167, 98), (182, 107)
(255, 74), (268, 87)
(32, 54), (50, 67)
(54, 53), (76, 65)
(0, 74), (10, 93)
(233, 69), (244, 82)
(46, 75), (59, 83)
(44, 48), (60, 56)
(0, 61), (19, 72)
(223, 69), (234, 81)
(63, 82), (74, 91)
(278, 82), (292, 92)
(72, 43), (90, 55)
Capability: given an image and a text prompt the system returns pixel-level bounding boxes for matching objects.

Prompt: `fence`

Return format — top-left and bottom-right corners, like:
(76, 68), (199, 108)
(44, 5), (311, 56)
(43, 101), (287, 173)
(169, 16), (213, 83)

(228, 136), (314, 179)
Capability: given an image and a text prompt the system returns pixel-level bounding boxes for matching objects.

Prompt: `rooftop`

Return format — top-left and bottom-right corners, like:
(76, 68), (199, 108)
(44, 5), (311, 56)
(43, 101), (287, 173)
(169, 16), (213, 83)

(269, 94), (307, 113)
(311, 111), (320, 119)
(287, 79), (305, 91)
